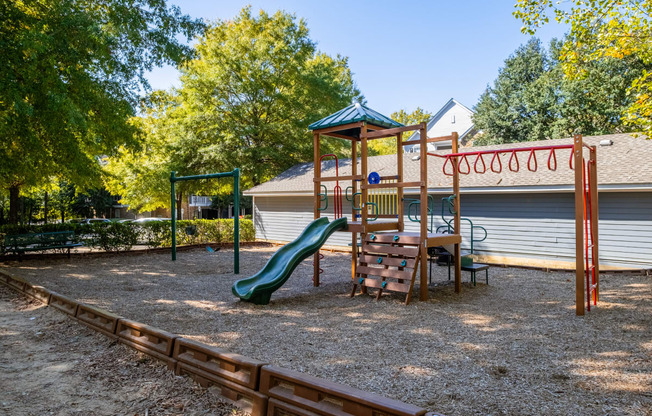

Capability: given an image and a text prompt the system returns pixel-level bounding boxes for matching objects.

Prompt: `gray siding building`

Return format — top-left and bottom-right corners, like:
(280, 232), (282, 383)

(246, 134), (652, 270)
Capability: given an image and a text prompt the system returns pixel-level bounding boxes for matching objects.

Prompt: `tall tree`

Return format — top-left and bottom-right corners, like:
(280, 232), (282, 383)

(514, 0), (652, 133)
(473, 39), (557, 145)
(368, 107), (433, 155)
(0, 0), (204, 223)
(473, 38), (642, 145)
(180, 7), (361, 186)
(106, 7), (361, 212)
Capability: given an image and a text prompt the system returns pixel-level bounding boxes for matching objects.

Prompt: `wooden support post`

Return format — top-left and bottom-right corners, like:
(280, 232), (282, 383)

(451, 132), (462, 294)
(351, 139), (358, 281)
(589, 145), (599, 303)
(361, 125), (368, 226)
(313, 132), (321, 287)
(360, 125), (368, 293)
(396, 133), (404, 232)
(574, 134), (585, 316)
(419, 123), (429, 301)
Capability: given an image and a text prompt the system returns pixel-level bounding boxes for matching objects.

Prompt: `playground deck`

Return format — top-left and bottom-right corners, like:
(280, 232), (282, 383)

(2, 247), (650, 415)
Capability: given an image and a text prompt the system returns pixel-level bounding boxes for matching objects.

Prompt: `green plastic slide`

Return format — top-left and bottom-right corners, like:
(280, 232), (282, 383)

(232, 217), (347, 305)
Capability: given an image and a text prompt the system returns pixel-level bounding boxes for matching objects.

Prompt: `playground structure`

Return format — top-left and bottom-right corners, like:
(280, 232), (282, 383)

(308, 103), (599, 315)
(170, 169), (240, 274)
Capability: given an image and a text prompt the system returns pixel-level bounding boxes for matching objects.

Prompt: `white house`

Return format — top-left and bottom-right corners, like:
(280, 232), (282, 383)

(404, 98), (476, 153)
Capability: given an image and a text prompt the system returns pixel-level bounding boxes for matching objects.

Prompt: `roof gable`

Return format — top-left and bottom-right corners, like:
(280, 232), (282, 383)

(407, 98), (475, 143)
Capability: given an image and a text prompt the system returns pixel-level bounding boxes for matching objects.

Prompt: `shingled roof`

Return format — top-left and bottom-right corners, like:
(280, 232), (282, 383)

(245, 133), (652, 195)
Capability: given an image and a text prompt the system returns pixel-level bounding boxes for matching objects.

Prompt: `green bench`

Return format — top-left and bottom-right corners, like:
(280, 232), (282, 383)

(3, 231), (83, 258)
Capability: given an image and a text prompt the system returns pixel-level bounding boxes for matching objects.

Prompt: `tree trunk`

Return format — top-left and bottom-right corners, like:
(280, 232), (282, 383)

(9, 185), (19, 225)
(44, 192), (48, 224)
(176, 191), (183, 220)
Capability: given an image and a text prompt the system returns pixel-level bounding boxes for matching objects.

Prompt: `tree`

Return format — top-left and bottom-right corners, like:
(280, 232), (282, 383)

(71, 188), (114, 218)
(179, 8), (361, 186)
(514, 0), (652, 133)
(473, 39), (557, 145)
(0, 0), (204, 223)
(368, 108), (433, 155)
(106, 7), (362, 212)
(473, 38), (642, 145)
(50, 182), (76, 223)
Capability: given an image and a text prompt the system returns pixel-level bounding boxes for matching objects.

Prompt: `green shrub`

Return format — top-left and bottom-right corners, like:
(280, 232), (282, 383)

(84, 222), (139, 252)
(0, 218), (254, 252)
(136, 221), (173, 248)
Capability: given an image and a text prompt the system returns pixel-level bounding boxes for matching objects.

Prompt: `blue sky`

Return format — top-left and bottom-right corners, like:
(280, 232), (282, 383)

(147, 1), (568, 116)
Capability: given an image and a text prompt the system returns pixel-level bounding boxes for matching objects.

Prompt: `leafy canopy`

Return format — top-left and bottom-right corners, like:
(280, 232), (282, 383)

(106, 7), (362, 211)
(473, 38), (642, 145)
(514, 0), (652, 133)
(368, 108), (432, 155)
(0, 0), (204, 192)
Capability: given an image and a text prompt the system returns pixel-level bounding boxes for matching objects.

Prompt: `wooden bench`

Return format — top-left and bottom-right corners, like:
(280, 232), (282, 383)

(3, 231), (83, 258)
(462, 263), (489, 286)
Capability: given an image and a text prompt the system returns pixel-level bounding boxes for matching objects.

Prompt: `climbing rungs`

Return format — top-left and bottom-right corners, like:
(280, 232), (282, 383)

(362, 243), (419, 258)
(365, 233), (421, 245)
(358, 255), (416, 269)
(357, 266), (413, 282)
(360, 278), (411, 293)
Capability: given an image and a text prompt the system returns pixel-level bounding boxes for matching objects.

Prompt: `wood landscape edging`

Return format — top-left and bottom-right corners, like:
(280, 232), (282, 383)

(0, 269), (439, 416)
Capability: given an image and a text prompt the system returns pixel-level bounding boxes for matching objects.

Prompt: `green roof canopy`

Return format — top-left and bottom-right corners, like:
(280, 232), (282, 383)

(309, 103), (403, 139)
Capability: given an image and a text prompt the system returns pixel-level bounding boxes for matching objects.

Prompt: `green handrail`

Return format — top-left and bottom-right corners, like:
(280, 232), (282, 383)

(438, 196), (488, 254)
(406, 195), (436, 232)
(318, 185), (328, 211)
(344, 187), (376, 221)
(366, 202), (379, 221)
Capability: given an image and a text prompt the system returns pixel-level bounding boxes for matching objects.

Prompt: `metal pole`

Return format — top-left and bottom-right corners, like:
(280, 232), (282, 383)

(233, 168), (240, 274)
(170, 171), (177, 261)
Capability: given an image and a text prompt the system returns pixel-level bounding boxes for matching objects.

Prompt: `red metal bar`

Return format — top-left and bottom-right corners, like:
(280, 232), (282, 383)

(585, 159), (597, 307)
(458, 154), (471, 174)
(441, 155), (455, 176)
(548, 148), (557, 171)
(508, 151), (520, 172)
(428, 144), (575, 176)
(527, 149), (538, 172)
(491, 153), (502, 173)
(583, 159), (591, 311)
(319, 154), (343, 218)
(474, 154), (486, 174)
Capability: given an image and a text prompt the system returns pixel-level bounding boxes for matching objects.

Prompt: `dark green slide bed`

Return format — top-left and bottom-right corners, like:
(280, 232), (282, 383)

(232, 217), (347, 305)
